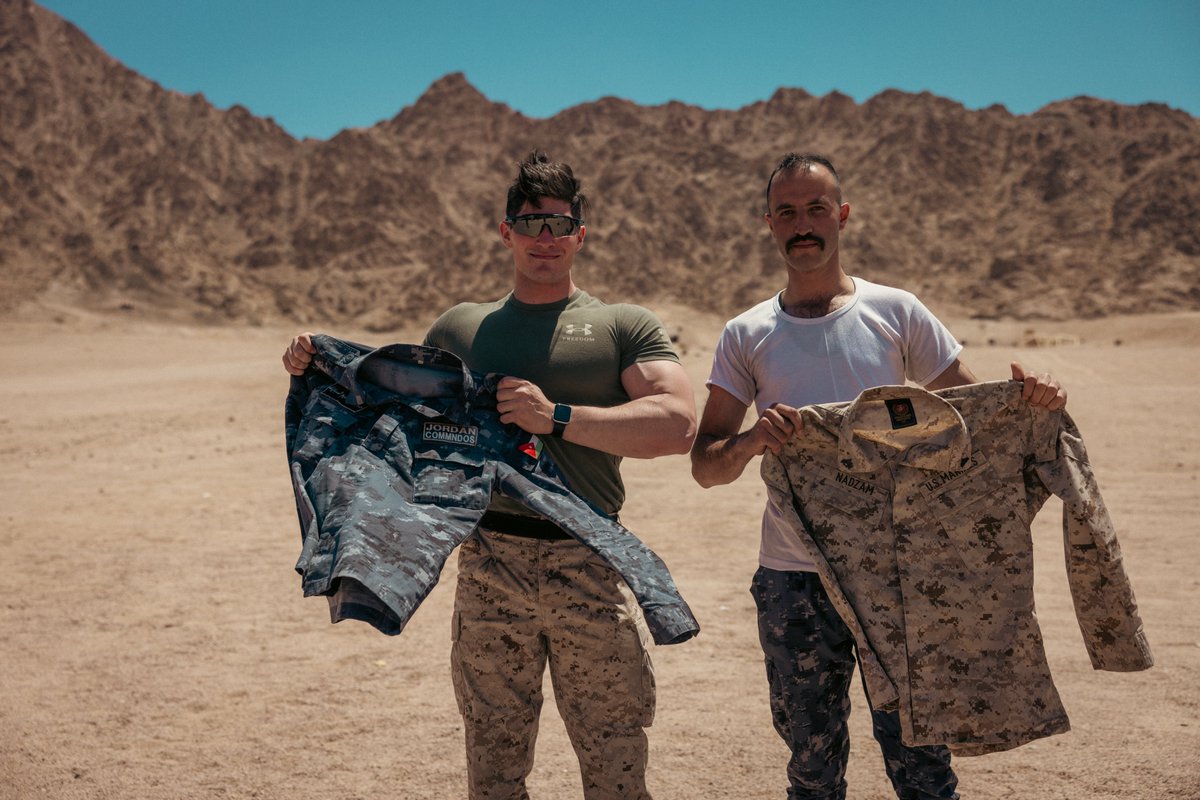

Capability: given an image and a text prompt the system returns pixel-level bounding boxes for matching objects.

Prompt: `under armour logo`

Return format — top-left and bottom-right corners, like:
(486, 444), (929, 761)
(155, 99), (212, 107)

(563, 323), (593, 336)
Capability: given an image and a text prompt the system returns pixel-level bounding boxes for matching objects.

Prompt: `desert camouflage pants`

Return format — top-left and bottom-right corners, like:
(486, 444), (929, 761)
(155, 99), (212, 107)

(452, 528), (655, 800)
(752, 568), (959, 800)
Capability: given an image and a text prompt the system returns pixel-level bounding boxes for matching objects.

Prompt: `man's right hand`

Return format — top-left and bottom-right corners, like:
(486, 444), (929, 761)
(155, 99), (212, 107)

(282, 332), (316, 376)
(748, 402), (804, 455)
(692, 388), (804, 488)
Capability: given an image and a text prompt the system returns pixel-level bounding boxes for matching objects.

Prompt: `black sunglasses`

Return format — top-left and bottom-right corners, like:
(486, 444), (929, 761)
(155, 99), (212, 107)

(505, 213), (583, 238)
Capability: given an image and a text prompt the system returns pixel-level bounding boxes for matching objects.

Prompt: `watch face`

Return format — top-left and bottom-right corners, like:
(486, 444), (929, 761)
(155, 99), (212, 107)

(553, 404), (572, 424)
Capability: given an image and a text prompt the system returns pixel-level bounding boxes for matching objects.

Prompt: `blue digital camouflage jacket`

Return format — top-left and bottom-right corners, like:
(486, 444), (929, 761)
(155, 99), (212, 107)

(285, 335), (699, 646)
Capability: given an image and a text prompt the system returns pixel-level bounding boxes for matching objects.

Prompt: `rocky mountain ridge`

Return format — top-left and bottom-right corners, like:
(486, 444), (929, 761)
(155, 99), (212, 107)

(3, 0), (1198, 327)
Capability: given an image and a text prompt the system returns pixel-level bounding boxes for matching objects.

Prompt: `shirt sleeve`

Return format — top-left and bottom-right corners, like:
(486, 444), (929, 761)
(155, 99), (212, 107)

(616, 305), (680, 371)
(706, 324), (756, 408)
(1031, 411), (1154, 672)
(904, 296), (964, 387)
(422, 311), (447, 349)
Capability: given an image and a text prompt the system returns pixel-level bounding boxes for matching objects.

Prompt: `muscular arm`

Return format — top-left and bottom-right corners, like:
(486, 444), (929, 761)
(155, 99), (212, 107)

(288, 333), (697, 456)
(496, 360), (697, 459)
(689, 385), (803, 488)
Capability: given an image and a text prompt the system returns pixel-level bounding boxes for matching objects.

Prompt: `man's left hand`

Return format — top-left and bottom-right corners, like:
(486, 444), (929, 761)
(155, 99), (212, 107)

(496, 376), (555, 434)
(1011, 362), (1068, 410)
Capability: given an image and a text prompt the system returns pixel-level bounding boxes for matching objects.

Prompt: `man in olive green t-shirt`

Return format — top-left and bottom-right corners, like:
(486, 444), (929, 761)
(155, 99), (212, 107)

(283, 151), (696, 800)
(424, 290), (678, 514)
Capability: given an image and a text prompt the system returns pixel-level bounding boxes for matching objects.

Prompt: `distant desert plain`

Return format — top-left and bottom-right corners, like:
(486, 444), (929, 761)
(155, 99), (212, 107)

(2, 302), (1197, 800)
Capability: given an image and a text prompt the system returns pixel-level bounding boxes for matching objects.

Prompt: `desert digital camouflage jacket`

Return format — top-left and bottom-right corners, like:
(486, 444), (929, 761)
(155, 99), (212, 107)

(285, 335), (699, 646)
(760, 381), (1153, 756)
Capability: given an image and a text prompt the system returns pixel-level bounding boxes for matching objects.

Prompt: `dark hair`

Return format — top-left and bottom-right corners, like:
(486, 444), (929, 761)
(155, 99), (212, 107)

(765, 152), (842, 211)
(505, 150), (588, 220)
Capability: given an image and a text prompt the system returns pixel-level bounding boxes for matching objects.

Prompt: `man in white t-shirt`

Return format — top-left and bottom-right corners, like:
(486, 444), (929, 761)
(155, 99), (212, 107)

(690, 153), (1067, 800)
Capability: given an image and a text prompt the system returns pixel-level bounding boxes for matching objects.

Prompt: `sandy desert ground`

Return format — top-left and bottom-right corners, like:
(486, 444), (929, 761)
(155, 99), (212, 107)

(1, 306), (1198, 800)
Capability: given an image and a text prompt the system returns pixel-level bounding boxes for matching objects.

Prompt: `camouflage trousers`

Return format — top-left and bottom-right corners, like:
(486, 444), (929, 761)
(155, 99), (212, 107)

(451, 528), (655, 800)
(751, 568), (959, 800)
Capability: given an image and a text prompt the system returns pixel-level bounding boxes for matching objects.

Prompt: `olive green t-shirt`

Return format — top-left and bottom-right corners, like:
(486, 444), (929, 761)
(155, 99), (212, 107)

(424, 289), (679, 515)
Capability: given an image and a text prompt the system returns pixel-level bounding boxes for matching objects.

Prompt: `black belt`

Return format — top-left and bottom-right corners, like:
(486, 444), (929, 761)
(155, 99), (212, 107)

(479, 510), (572, 540)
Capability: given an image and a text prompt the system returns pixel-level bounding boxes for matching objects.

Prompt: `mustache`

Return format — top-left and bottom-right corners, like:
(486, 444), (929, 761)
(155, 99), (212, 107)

(786, 233), (825, 251)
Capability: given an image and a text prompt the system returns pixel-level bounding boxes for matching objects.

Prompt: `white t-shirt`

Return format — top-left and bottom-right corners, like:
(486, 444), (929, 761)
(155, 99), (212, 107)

(707, 277), (963, 572)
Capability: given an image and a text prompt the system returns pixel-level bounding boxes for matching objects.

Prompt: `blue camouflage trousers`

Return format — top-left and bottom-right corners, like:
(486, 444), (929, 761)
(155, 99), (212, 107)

(452, 529), (655, 800)
(751, 568), (960, 800)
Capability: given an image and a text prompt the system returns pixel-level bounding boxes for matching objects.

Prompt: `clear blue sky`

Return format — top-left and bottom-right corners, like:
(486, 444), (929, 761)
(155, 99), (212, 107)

(37, 0), (1200, 141)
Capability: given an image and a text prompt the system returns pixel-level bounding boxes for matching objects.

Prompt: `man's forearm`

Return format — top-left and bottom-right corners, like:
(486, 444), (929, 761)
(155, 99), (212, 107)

(690, 431), (761, 488)
(562, 394), (697, 458)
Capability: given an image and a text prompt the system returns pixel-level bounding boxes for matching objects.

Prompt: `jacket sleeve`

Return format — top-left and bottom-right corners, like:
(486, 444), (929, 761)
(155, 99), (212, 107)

(285, 374), (312, 458)
(1030, 411), (1154, 672)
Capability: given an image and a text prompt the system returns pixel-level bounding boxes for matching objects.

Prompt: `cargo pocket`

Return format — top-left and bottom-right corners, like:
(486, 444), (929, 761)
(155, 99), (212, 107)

(411, 448), (489, 509)
(561, 616), (656, 731)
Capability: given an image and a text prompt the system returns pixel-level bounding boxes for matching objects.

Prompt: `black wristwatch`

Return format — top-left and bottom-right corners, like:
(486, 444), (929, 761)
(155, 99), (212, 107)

(550, 403), (572, 437)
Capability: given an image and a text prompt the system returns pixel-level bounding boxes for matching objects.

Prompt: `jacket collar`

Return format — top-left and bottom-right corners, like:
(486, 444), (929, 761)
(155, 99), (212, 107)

(827, 385), (973, 474)
(306, 335), (491, 423)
